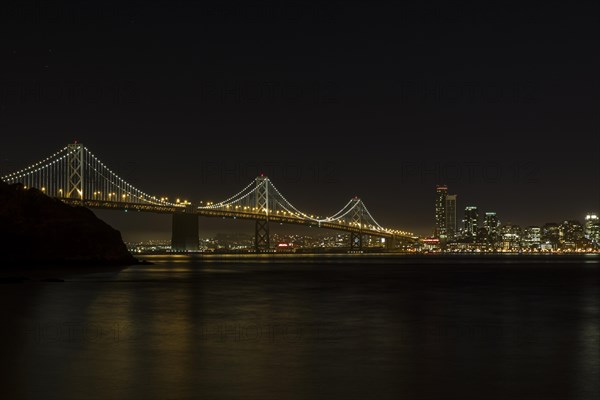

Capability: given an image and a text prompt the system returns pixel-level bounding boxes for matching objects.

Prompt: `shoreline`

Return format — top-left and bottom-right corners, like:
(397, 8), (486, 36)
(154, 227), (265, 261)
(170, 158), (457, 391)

(136, 252), (600, 262)
(137, 251), (600, 257)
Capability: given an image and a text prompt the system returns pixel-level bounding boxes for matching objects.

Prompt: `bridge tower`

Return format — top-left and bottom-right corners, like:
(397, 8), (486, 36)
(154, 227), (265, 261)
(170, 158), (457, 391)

(66, 143), (83, 199)
(349, 198), (363, 251)
(254, 176), (270, 252)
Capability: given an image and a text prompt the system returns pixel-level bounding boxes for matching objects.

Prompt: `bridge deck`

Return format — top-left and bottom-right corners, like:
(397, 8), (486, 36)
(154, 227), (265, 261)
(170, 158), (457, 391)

(61, 199), (415, 240)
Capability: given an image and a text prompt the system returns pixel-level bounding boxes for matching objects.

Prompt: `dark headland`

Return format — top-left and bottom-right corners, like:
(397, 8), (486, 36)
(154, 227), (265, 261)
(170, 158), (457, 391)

(0, 181), (137, 269)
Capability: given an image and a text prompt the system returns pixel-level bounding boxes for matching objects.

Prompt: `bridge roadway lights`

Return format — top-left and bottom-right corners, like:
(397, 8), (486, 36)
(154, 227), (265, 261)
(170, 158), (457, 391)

(171, 213), (199, 251)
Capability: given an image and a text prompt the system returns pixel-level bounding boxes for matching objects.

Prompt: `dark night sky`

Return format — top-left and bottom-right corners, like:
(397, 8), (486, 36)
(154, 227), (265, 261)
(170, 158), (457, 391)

(1, 1), (598, 240)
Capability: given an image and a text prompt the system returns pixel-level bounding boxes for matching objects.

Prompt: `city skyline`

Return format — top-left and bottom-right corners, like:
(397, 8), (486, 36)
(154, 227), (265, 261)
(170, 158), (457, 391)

(430, 183), (600, 252)
(2, 142), (597, 243)
(103, 178), (598, 242)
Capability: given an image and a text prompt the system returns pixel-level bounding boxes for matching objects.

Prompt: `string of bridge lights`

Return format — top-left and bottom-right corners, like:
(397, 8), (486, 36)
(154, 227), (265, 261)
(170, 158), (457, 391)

(324, 199), (362, 222)
(197, 176), (385, 229)
(83, 159), (170, 207)
(324, 199), (356, 220)
(269, 180), (389, 230)
(361, 202), (386, 230)
(1, 143), (415, 237)
(1, 146), (69, 181)
(199, 177), (329, 222)
(198, 179), (257, 209)
(1, 148), (75, 197)
(197, 177), (318, 220)
(1, 146), (184, 208)
(267, 179), (324, 221)
(83, 147), (183, 207)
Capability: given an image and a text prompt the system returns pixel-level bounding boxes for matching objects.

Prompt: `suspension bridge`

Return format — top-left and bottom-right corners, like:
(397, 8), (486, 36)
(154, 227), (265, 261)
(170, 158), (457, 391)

(1, 143), (417, 252)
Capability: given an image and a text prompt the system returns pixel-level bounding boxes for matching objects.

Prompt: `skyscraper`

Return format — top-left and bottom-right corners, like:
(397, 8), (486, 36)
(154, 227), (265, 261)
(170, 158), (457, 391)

(522, 226), (541, 250)
(560, 220), (584, 243)
(542, 222), (560, 249)
(435, 185), (447, 239)
(483, 212), (500, 243)
(446, 194), (457, 239)
(463, 206), (479, 238)
(585, 213), (600, 244)
(500, 223), (522, 251)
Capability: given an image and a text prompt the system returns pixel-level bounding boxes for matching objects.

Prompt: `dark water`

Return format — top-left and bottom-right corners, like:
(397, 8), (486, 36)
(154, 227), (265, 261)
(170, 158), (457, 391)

(2, 256), (599, 400)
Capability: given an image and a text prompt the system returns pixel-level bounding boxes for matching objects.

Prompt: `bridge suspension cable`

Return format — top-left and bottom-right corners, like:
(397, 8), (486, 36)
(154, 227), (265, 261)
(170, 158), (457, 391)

(2, 142), (415, 238)
(1, 144), (182, 208)
(2, 146), (70, 197)
(197, 176), (407, 235)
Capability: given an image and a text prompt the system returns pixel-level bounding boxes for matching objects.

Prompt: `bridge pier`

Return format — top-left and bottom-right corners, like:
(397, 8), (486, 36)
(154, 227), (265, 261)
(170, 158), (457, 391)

(385, 236), (396, 250)
(171, 213), (199, 251)
(349, 231), (363, 251)
(254, 220), (270, 252)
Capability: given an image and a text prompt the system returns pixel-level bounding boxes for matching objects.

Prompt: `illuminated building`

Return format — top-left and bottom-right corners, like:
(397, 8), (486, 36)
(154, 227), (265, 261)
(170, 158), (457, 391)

(435, 185), (447, 239)
(423, 237), (441, 251)
(483, 212), (500, 245)
(500, 223), (521, 251)
(445, 194), (457, 239)
(542, 222), (560, 249)
(585, 213), (600, 244)
(462, 206), (479, 239)
(560, 220), (584, 244)
(522, 226), (541, 250)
